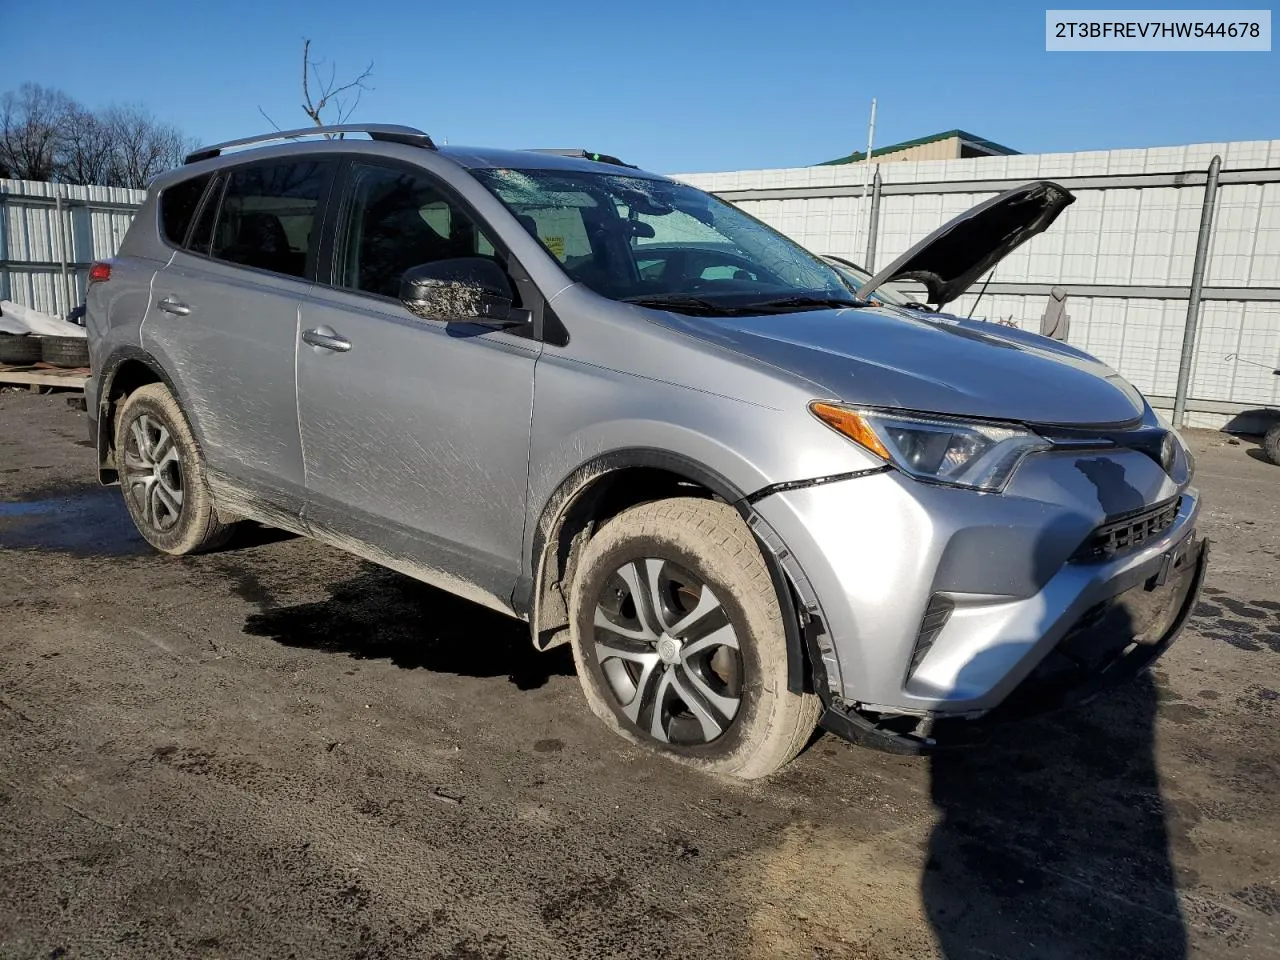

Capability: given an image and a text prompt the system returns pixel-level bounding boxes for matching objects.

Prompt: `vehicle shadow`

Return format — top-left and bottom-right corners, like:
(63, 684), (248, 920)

(923, 664), (1187, 958)
(242, 564), (576, 690)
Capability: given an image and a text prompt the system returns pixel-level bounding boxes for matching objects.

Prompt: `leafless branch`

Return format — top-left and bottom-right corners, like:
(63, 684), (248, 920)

(299, 39), (373, 136)
(257, 105), (284, 133)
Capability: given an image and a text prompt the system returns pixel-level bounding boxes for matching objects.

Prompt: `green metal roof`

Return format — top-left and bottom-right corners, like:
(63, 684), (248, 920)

(819, 129), (1019, 166)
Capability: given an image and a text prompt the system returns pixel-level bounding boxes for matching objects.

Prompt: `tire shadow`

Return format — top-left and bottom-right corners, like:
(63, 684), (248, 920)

(242, 564), (575, 690)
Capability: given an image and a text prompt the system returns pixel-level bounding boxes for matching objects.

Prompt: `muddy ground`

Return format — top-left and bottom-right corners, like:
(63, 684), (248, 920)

(0, 389), (1277, 960)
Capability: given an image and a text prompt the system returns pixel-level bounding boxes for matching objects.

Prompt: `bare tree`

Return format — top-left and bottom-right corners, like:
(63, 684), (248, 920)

(300, 39), (373, 131)
(0, 83), (75, 180)
(58, 106), (115, 186)
(0, 83), (195, 187)
(102, 105), (190, 189)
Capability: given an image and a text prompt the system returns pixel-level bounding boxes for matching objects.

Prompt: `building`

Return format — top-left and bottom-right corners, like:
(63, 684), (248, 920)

(820, 129), (1020, 166)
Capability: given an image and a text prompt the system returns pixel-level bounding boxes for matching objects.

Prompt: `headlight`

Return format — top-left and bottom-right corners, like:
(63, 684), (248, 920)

(810, 402), (1050, 492)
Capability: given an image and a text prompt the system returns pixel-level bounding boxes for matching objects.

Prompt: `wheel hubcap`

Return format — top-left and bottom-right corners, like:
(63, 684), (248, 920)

(592, 558), (743, 746)
(123, 413), (185, 532)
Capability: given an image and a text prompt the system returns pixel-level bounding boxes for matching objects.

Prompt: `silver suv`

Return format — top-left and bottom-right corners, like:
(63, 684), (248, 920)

(86, 124), (1206, 778)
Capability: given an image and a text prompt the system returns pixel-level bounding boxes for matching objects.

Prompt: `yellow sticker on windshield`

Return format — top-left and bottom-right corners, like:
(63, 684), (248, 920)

(543, 235), (566, 260)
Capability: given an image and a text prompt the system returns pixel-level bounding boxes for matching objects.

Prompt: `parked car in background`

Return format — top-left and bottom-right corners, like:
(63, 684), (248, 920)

(85, 125), (1206, 778)
(821, 254), (917, 308)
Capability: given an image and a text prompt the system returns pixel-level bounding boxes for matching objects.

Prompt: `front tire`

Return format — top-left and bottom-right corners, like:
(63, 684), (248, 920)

(568, 497), (820, 779)
(114, 383), (235, 554)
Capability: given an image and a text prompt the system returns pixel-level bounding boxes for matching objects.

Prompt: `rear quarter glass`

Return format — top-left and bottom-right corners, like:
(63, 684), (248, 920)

(160, 174), (213, 247)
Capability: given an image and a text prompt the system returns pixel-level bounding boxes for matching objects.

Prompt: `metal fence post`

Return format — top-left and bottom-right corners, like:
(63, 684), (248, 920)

(1171, 156), (1221, 429)
(865, 166), (882, 271)
(0, 191), (8, 302)
(53, 186), (71, 318)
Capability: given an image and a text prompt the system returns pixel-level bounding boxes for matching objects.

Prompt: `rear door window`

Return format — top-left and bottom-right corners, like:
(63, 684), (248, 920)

(160, 174), (212, 247)
(209, 160), (333, 279)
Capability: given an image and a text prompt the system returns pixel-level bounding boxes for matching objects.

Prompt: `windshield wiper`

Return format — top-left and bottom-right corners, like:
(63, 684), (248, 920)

(739, 295), (866, 313)
(622, 294), (749, 316)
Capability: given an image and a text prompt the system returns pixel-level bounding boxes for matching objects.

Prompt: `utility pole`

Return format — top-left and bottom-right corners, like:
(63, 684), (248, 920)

(855, 98), (877, 259)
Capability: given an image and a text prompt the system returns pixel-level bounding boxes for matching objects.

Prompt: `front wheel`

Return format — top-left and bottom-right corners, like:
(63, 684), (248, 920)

(568, 497), (820, 779)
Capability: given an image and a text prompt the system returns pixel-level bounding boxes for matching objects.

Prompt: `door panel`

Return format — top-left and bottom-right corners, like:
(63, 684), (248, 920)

(298, 156), (539, 612)
(297, 289), (539, 610)
(147, 251), (309, 508)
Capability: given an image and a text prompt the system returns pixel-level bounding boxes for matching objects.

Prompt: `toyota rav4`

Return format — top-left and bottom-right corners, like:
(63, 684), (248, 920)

(85, 124), (1207, 778)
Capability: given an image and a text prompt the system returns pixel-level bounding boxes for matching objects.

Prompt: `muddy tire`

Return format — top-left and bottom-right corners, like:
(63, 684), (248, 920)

(114, 383), (236, 554)
(568, 497), (820, 780)
(1265, 423), (1280, 466)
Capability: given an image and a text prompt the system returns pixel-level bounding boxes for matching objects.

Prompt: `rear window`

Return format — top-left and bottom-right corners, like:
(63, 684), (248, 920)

(159, 175), (212, 247)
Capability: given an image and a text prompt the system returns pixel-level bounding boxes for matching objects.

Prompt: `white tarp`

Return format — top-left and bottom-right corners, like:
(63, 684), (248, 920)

(0, 300), (87, 338)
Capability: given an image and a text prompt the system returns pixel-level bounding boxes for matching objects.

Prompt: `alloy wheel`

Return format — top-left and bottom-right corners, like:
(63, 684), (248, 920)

(592, 558), (743, 745)
(123, 413), (185, 532)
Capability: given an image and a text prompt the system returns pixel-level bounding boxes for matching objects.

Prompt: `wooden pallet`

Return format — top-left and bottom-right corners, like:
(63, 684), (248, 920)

(0, 362), (90, 391)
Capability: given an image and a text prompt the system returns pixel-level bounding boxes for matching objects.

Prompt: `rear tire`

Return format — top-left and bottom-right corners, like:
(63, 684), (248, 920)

(1265, 423), (1280, 466)
(568, 497), (820, 780)
(114, 383), (236, 554)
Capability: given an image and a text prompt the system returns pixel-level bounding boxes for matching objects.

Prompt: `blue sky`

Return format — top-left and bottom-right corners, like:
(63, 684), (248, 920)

(2, 0), (1276, 172)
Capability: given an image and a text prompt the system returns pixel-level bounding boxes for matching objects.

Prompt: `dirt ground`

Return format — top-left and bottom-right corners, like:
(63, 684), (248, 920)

(0, 388), (1277, 960)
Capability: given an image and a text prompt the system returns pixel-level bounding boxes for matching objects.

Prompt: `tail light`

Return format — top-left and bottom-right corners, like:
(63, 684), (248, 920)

(88, 262), (111, 284)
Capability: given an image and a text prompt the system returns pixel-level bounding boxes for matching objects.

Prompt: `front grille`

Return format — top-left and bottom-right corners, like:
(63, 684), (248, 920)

(1070, 497), (1181, 563)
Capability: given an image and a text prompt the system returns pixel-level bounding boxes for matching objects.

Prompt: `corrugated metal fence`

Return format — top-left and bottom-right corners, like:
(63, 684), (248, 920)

(5, 142), (1280, 430)
(678, 139), (1280, 430)
(0, 178), (145, 319)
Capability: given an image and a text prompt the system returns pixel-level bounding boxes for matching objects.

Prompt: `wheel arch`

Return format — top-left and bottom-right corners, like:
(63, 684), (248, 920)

(94, 346), (185, 484)
(523, 448), (816, 695)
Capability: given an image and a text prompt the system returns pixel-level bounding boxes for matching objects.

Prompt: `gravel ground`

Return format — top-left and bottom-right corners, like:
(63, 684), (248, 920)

(0, 389), (1277, 960)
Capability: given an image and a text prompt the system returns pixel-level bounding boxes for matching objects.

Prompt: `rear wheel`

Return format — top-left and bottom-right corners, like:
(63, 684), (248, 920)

(114, 383), (236, 554)
(568, 497), (820, 779)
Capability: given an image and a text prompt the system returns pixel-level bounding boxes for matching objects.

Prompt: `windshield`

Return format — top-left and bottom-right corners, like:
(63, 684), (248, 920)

(821, 256), (915, 307)
(471, 167), (856, 314)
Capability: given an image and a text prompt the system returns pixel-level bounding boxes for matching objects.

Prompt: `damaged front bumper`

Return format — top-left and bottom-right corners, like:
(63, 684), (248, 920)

(822, 533), (1208, 753)
(751, 454), (1207, 754)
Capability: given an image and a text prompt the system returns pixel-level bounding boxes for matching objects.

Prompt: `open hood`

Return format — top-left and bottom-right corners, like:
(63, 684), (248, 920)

(855, 181), (1075, 307)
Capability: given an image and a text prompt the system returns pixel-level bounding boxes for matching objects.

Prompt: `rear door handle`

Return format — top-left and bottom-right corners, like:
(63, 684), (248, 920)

(302, 327), (351, 353)
(157, 296), (190, 317)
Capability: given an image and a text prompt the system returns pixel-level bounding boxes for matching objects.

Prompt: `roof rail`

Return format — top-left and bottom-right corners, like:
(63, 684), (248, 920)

(185, 124), (436, 165)
(526, 148), (635, 169)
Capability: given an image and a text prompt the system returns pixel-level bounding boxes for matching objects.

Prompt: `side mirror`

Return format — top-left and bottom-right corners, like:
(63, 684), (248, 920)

(400, 257), (520, 325)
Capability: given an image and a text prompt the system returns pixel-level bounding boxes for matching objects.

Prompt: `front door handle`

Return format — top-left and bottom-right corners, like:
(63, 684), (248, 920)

(302, 327), (352, 353)
(157, 296), (190, 316)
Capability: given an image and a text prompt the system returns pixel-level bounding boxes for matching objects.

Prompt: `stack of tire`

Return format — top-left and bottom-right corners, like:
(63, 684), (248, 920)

(0, 334), (90, 368)
(0, 333), (42, 366)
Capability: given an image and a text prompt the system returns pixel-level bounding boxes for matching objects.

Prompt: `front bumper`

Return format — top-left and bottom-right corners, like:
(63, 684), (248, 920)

(826, 534), (1207, 752)
(752, 452), (1205, 750)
